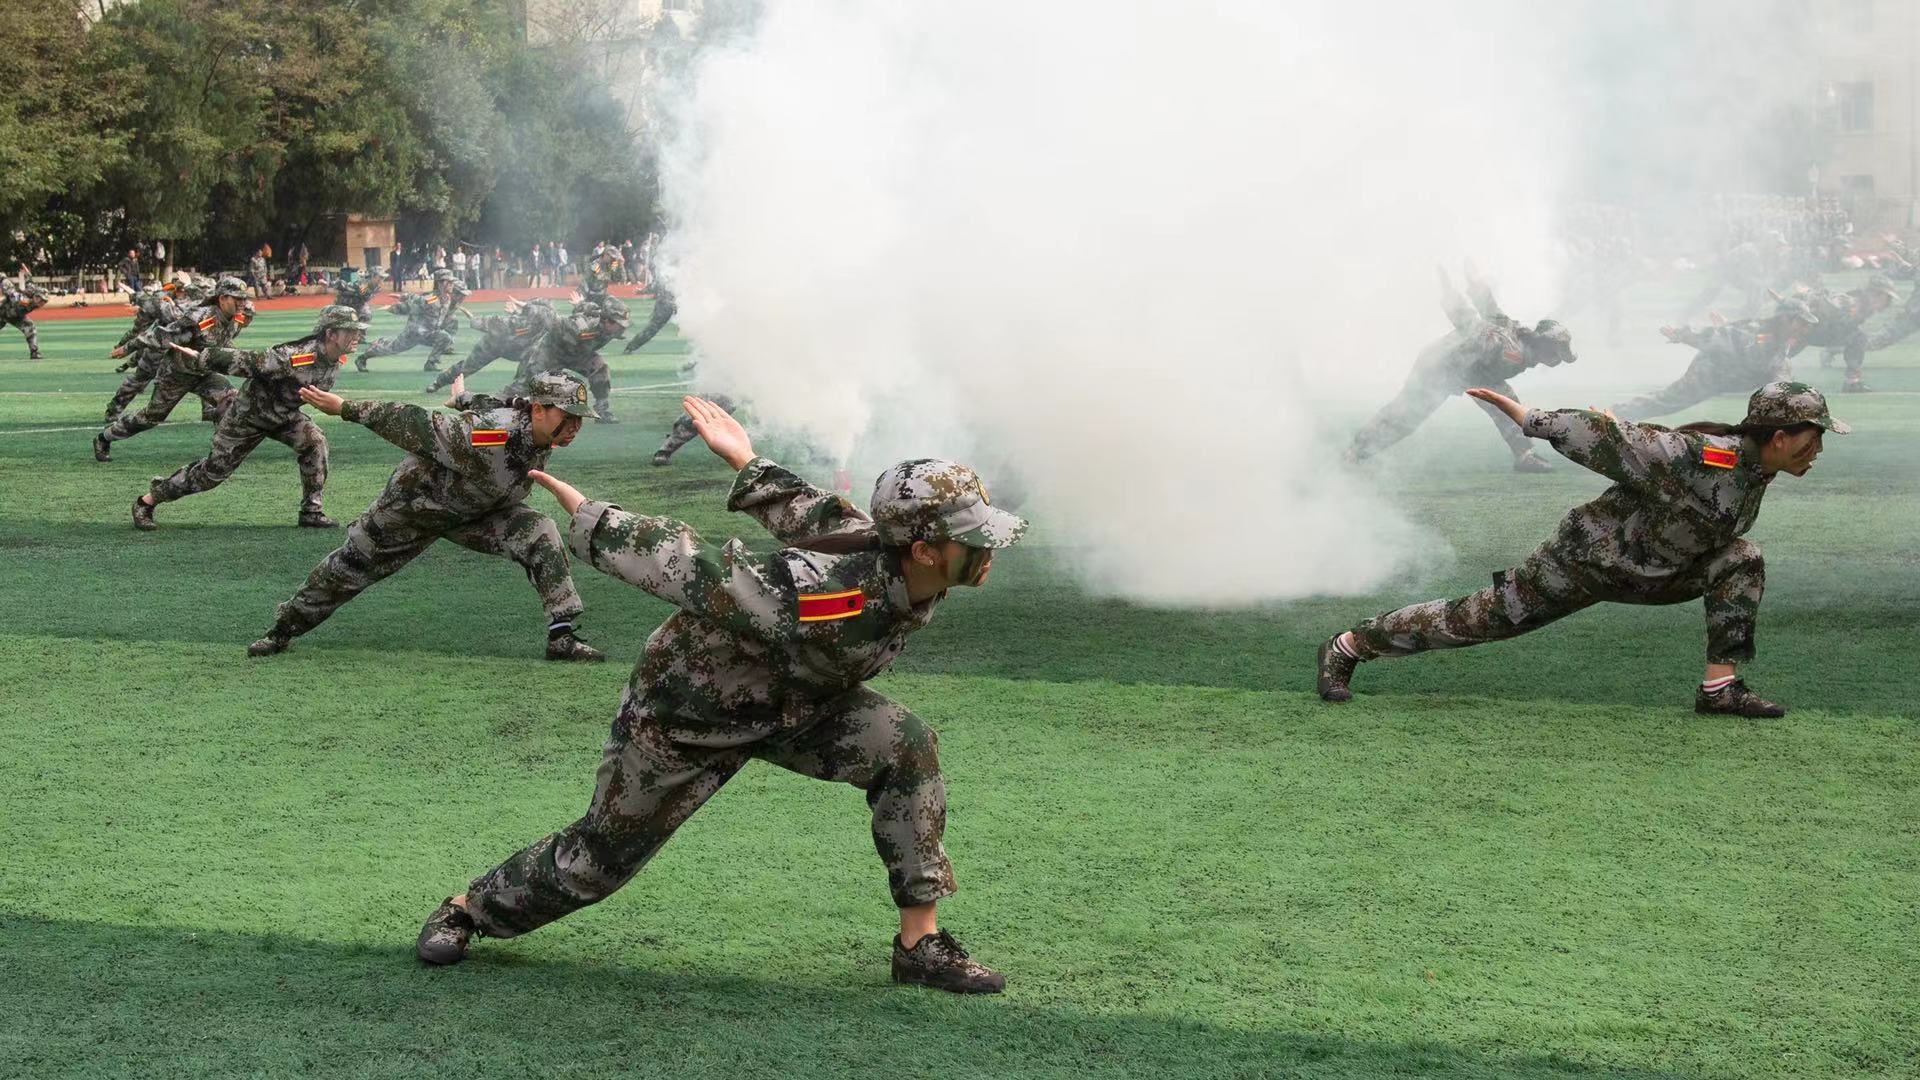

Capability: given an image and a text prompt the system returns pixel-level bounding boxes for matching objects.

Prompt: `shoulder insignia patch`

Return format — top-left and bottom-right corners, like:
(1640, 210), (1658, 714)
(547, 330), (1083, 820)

(234, 314), (250, 326)
(470, 429), (509, 447)
(198, 316), (218, 331)
(425, 295), (439, 304)
(578, 330), (597, 340)
(1701, 446), (1738, 469)
(798, 588), (865, 623)
(289, 352), (316, 367)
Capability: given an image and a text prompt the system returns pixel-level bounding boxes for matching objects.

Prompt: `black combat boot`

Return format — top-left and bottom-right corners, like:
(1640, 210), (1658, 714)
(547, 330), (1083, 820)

(1513, 451), (1554, 473)
(1840, 378), (1872, 394)
(353, 355), (369, 372)
(546, 632), (605, 662)
(416, 898), (476, 965)
(247, 628), (293, 657)
(93, 434), (113, 462)
(422, 356), (440, 372)
(650, 450), (673, 467)
(297, 510), (338, 528)
(1695, 679), (1786, 718)
(891, 929), (1005, 994)
(131, 496), (156, 531)
(1316, 636), (1359, 702)
(594, 404), (620, 424)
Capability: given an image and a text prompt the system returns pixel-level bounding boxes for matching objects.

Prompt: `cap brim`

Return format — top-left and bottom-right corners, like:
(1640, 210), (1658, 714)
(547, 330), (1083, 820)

(1820, 417), (1851, 434)
(950, 506), (1029, 549)
(557, 402), (597, 418)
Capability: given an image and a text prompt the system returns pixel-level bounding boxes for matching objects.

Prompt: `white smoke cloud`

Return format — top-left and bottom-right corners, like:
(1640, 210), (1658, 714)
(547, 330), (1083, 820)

(652, 1), (1775, 604)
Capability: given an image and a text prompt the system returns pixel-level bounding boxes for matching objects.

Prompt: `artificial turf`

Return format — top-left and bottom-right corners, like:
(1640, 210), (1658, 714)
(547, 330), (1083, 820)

(0, 286), (1914, 1078)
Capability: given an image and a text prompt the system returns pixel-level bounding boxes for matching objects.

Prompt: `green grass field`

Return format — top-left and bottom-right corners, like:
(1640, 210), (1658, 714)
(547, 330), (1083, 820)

(1, 287), (1915, 1079)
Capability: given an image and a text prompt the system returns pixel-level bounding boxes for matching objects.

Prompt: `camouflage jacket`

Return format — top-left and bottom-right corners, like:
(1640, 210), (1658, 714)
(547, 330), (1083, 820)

(1794, 290), (1872, 352)
(137, 301), (252, 373)
(1665, 320), (1791, 373)
(117, 292), (184, 350)
(568, 457), (942, 743)
(203, 335), (346, 430)
(1866, 291), (1920, 350)
(0, 288), (45, 325)
(1420, 279), (1534, 385)
(390, 291), (462, 333)
(529, 310), (619, 371)
(472, 302), (558, 359)
(1523, 408), (1771, 588)
(334, 278), (382, 313)
(582, 255), (623, 297)
(338, 397), (552, 521)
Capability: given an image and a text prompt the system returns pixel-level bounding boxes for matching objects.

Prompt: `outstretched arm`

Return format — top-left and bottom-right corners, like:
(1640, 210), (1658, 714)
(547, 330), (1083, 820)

(527, 469), (794, 639)
(684, 396), (879, 550)
(1486, 393), (1693, 485)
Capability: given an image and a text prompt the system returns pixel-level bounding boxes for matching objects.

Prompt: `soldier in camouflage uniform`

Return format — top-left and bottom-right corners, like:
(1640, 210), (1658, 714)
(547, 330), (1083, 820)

(1609, 298), (1815, 421)
(1864, 280), (1920, 357)
(129, 306), (368, 531)
(91, 277), (254, 461)
(1349, 267), (1576, 473)
(621, 283), (678, 354)
(412, 397), (1026, 994)
(653, 390), (738, 465)
(422, 298), (559, 395)
(356, 268), (466, 372)
(507, 296), (628, 423)
(0, 278), (48, 360)
(581, 248), (625, 303)
(1317, 382), (1847, 718)
(332, 266), (387, 322)
(103, 275), (233, 423)
(246, 371), (604, 663)
(1799, 275), (1898, 393)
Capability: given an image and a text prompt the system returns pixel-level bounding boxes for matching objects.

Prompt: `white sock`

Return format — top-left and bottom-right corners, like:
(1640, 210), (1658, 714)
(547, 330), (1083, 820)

(1333, 633), (1362, 660)
(1701, 675), (1736, 694)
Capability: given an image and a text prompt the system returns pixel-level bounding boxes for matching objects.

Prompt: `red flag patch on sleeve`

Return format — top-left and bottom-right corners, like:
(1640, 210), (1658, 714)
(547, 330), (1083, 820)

(470, 429), (509, 447)
(289, 352), (316, 367)
(798, 588), (865, 623)
(197, 316), (218, 331)
(1701, 446), (1738, 469)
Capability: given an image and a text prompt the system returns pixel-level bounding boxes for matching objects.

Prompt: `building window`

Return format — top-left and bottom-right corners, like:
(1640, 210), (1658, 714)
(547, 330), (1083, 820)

(1819, 82), (1875, 133)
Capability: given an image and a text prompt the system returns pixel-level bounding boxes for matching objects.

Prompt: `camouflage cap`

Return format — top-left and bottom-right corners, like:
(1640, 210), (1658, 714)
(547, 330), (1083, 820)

(214, 276), (250, 299)
(870, 459), (1028, 549)
(1530, 318), (1576, 361)
(432, 268), (455, 283)
(1744, 381), (1850, 434)
(1773, 296), (1818, 324)
(526, 371), (595, 417)
(596, 296), (631, 326)
(1863, 273), (1899, 299)
(313, 304), (371, 333)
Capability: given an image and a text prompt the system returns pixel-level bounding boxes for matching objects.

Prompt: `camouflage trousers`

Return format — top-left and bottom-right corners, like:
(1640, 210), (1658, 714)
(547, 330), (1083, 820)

(149, 414), (328, 514)
(106, 353), (227, 422)
(424, 342), (530, 392)
(5, 316), (40, 357)
(465, 685), (954, 938)
(101, 367), (235, 444)
(360, 326), (455, 369)
(1611, 351), (1792, 422)
(622, 294), (677, 353)
(1868, 310), (1920, 352)
(1350, 373), (1531, 462)
(271, 498), (583, 639)
(1351, 540), (1765, 665)
(656, 394), (737, 460)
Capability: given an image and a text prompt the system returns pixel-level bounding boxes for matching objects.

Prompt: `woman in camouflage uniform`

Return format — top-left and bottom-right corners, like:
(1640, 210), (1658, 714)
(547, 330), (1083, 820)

(1317, 381), (1847, 718)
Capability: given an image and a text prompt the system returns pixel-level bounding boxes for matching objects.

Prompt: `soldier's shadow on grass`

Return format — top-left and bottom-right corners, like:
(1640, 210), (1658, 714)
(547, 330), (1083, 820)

(3, 915), (1689, 1080)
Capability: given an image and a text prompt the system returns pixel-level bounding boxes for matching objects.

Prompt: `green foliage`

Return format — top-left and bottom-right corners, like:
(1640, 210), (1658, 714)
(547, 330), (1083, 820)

(4, 0), (673, 270)
(0, 2), (132, 251)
